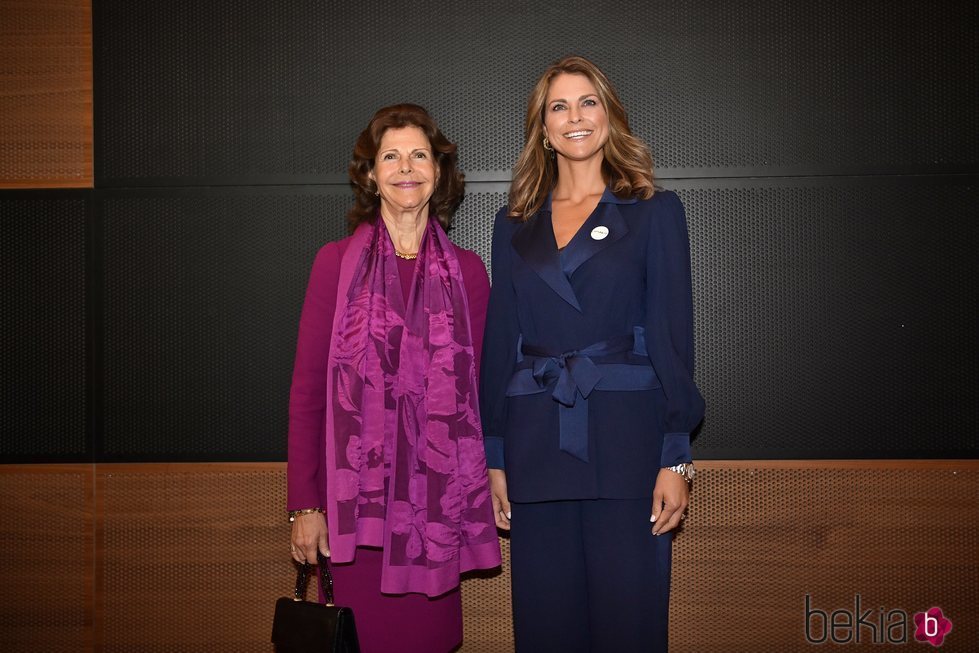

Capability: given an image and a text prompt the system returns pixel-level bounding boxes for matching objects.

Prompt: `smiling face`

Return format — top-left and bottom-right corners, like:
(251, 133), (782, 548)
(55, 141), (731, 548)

(369, 125), (438, 217)
(542, 73), (610, 164)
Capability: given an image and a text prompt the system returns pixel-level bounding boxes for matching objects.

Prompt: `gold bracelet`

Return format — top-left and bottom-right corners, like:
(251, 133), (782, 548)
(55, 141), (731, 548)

(287, 507), (323, 523)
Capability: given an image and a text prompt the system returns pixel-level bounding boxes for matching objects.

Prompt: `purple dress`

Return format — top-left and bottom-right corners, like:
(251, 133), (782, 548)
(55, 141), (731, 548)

(287, 235), (491, 653)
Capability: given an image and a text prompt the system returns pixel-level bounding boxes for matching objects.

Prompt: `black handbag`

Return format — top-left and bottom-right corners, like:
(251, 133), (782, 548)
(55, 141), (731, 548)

(271, 551), (361, 653)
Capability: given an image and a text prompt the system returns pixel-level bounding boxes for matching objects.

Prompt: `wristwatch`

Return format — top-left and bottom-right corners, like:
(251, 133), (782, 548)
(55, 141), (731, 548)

(667, 462), (695, 484)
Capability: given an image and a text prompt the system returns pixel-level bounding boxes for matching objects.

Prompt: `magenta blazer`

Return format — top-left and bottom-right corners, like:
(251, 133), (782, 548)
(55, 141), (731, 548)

(286, 234), (490, 510)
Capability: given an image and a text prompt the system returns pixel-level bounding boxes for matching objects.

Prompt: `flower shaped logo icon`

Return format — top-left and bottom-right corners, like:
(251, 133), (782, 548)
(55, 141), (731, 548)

(913, 607), (952, 647)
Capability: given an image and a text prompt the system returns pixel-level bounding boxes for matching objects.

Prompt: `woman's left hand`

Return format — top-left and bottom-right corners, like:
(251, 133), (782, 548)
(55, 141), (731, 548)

(651, 468), (689, 535)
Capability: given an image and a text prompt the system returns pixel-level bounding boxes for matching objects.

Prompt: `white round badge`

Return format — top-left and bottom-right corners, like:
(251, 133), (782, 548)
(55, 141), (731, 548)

(590, 226), (609, 241)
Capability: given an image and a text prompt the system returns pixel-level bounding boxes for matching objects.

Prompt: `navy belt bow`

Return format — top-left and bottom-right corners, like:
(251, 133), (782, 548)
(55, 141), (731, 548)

(505, 327), (660, 462)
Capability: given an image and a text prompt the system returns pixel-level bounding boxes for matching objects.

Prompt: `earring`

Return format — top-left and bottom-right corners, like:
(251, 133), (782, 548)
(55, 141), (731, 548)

(542, 135), (553, 152)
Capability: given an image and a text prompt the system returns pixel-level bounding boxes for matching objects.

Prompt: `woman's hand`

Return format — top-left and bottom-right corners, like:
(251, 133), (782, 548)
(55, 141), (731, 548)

(488, 469), (511, 531)
(290, 511), (330, 563)
(651, 468), (689, 535)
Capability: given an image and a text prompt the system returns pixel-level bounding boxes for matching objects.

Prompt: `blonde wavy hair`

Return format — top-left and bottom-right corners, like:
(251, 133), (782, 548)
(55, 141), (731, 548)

(508, 55), (655, 221)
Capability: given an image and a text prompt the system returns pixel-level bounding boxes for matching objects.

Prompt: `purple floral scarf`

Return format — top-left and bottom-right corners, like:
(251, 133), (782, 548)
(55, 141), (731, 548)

(324, 217), (501, 596)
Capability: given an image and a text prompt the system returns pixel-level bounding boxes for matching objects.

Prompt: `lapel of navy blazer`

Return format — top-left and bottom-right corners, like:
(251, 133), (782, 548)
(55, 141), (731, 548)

(479, 188), (705, 502)
(510, 189), (634, 312)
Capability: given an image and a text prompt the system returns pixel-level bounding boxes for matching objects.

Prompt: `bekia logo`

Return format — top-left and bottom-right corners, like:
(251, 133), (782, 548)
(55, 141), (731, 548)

(913, 607), (953, 647)
(805, 595), (953, 646)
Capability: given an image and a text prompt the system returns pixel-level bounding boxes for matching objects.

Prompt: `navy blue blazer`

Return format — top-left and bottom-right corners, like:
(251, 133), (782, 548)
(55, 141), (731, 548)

(479, 188), (705, 502)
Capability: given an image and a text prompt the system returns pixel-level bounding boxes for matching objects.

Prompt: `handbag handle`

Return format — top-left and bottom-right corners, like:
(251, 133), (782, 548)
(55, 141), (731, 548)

(293, 551), (336, 606)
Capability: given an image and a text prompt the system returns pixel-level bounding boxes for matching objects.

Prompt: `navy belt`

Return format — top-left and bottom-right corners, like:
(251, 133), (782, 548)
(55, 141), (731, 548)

(505, 326), (661, 462)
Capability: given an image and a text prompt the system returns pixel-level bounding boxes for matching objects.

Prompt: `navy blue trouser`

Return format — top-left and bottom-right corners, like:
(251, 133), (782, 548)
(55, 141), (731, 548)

(509, 498), (673, 653)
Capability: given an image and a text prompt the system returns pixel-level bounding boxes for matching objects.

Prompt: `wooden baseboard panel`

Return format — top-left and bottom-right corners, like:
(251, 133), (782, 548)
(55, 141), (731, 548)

(1, 461), (975, 652)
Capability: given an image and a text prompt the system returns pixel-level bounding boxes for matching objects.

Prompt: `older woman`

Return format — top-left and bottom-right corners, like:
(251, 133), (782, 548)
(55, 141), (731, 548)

(480, 57), (705, 652)
(287, 104), (501, 653)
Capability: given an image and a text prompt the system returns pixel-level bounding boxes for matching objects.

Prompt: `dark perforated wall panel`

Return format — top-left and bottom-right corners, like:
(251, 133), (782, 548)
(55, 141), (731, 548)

(1, 196), (88, 458)
(101, 191), (349, 458)
(450, 189), (508, 275)
(2, 0), (975, 464)
(94, 179), (975, 461)
(669, 178), (977, 458)
(95, 0), (977, 184)
(99, 188), (503, 459)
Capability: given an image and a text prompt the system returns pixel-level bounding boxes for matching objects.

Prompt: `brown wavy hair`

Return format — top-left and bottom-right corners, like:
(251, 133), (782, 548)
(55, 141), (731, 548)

(508, 56), (655, 221)
(347, 104), (465, 230)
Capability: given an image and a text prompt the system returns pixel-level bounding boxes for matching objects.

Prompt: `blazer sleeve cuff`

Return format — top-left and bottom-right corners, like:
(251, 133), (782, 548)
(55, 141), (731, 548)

(660, 432), (692, 467)
(286, 466), (322, 511)
(286, 492), (322, 512)
(484, 436), (505, 470)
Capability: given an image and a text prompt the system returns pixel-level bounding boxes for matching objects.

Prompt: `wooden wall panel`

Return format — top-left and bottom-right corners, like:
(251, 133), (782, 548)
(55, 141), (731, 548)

(94, 464), (290, 652)
(460, 538), (514, 653)
(671, 460), (978, 652)
(0, 465), (93, 653)
(1, 461), (975, 651)
(0, 0), (93, 188)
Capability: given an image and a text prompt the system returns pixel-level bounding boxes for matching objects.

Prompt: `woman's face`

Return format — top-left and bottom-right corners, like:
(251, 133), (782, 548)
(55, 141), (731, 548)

(542, 73), (609, 164)
(370, 126), (438, 217)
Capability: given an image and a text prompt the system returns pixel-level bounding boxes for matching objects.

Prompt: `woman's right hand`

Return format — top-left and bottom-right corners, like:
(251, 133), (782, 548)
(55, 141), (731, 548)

(290, 512), (330, 564)
(488, 469), (511, 531)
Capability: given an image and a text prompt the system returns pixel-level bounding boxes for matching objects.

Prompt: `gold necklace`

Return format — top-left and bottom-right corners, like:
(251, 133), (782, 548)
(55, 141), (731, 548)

(395, 250), (418, 260)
